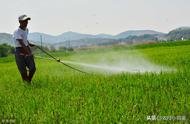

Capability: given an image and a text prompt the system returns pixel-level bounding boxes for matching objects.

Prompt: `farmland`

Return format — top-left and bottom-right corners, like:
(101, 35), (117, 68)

(0, 41), (190, 123)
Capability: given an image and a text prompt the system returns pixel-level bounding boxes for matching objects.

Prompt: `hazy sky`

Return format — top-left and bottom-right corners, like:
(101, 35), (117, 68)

(0, 0), (190, 35)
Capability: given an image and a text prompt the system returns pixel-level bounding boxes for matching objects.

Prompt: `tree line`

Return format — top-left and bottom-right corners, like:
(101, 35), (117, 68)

(0, 44), (14, 57)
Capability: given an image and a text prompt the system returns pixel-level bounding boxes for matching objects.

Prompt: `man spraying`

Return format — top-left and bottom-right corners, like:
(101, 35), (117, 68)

(13, 15), (36, 84)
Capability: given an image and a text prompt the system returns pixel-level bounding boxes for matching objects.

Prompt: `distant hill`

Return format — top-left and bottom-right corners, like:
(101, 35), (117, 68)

(95, 34), (114, 39)
(120, 34), (160, 44)
(57, 32), (97, 42)
(1, 27), (190, 48)
(167, 27), (190, 40)
(53, 30), (165, 48)
(28, 32), (55, 43)
(115, 30), (164, 39)
(28, 32), (96, 43)
(28, 30), (163, 43)
(0, 33), (13, 45)
(54, 38), (116, 48)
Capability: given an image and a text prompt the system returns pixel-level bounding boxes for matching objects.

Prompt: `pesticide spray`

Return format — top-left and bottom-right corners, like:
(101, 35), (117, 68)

(61, 57), (173, 74)
(36, 46), (174, 74)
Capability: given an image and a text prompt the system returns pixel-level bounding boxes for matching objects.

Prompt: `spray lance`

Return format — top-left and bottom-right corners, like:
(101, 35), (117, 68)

(34, 45), (89, 74)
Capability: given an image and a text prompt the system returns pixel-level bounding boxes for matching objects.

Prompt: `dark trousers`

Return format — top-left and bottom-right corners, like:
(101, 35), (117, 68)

(15, 47), (36, 82)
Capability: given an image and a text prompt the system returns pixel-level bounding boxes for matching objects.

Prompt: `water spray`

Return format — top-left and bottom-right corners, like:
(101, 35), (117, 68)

(35, 45), (173, 74)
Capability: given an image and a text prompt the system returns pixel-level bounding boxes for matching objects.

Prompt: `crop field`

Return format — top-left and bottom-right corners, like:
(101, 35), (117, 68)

(0, 41), (190, 123)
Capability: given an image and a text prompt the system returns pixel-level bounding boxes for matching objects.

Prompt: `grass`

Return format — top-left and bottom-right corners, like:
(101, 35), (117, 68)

(0, 41), (190, 123)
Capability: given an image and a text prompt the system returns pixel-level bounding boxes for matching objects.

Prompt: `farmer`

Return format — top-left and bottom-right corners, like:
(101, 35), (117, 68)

(13, 15), (36, 84)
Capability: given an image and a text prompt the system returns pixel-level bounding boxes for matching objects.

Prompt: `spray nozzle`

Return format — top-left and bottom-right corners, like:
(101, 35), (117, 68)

(57, 59), (60, 62)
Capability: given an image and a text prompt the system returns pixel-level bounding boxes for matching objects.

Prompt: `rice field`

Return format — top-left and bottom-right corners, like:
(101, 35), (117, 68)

(0, 41), (190, 123)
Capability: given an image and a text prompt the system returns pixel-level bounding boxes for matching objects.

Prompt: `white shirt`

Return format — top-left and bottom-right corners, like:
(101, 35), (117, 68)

(13, 27), (29, 47)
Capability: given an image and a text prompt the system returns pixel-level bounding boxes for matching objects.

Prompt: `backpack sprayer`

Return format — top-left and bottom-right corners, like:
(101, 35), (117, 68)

(35, 45), (89, 74)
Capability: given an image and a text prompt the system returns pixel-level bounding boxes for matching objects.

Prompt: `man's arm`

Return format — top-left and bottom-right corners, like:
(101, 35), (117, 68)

(28, 40), (36, 47)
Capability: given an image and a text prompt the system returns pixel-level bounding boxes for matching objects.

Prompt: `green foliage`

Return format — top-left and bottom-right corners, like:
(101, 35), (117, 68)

(0, 44), (14, 57)
(0, 41), (190, 123)
(130, 40), (190, 49)
(0, 55), (14, 63)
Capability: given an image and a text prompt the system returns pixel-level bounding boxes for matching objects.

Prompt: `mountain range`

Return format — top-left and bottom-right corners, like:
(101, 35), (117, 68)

(1, 27), (190, 48)
(28, 30), (164, 43)
(0, 33), (13, 45)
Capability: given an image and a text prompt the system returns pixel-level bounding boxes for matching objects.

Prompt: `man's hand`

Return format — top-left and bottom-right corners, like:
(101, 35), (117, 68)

(23, 46), (32, 56)
(18, 39), (32, 56)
